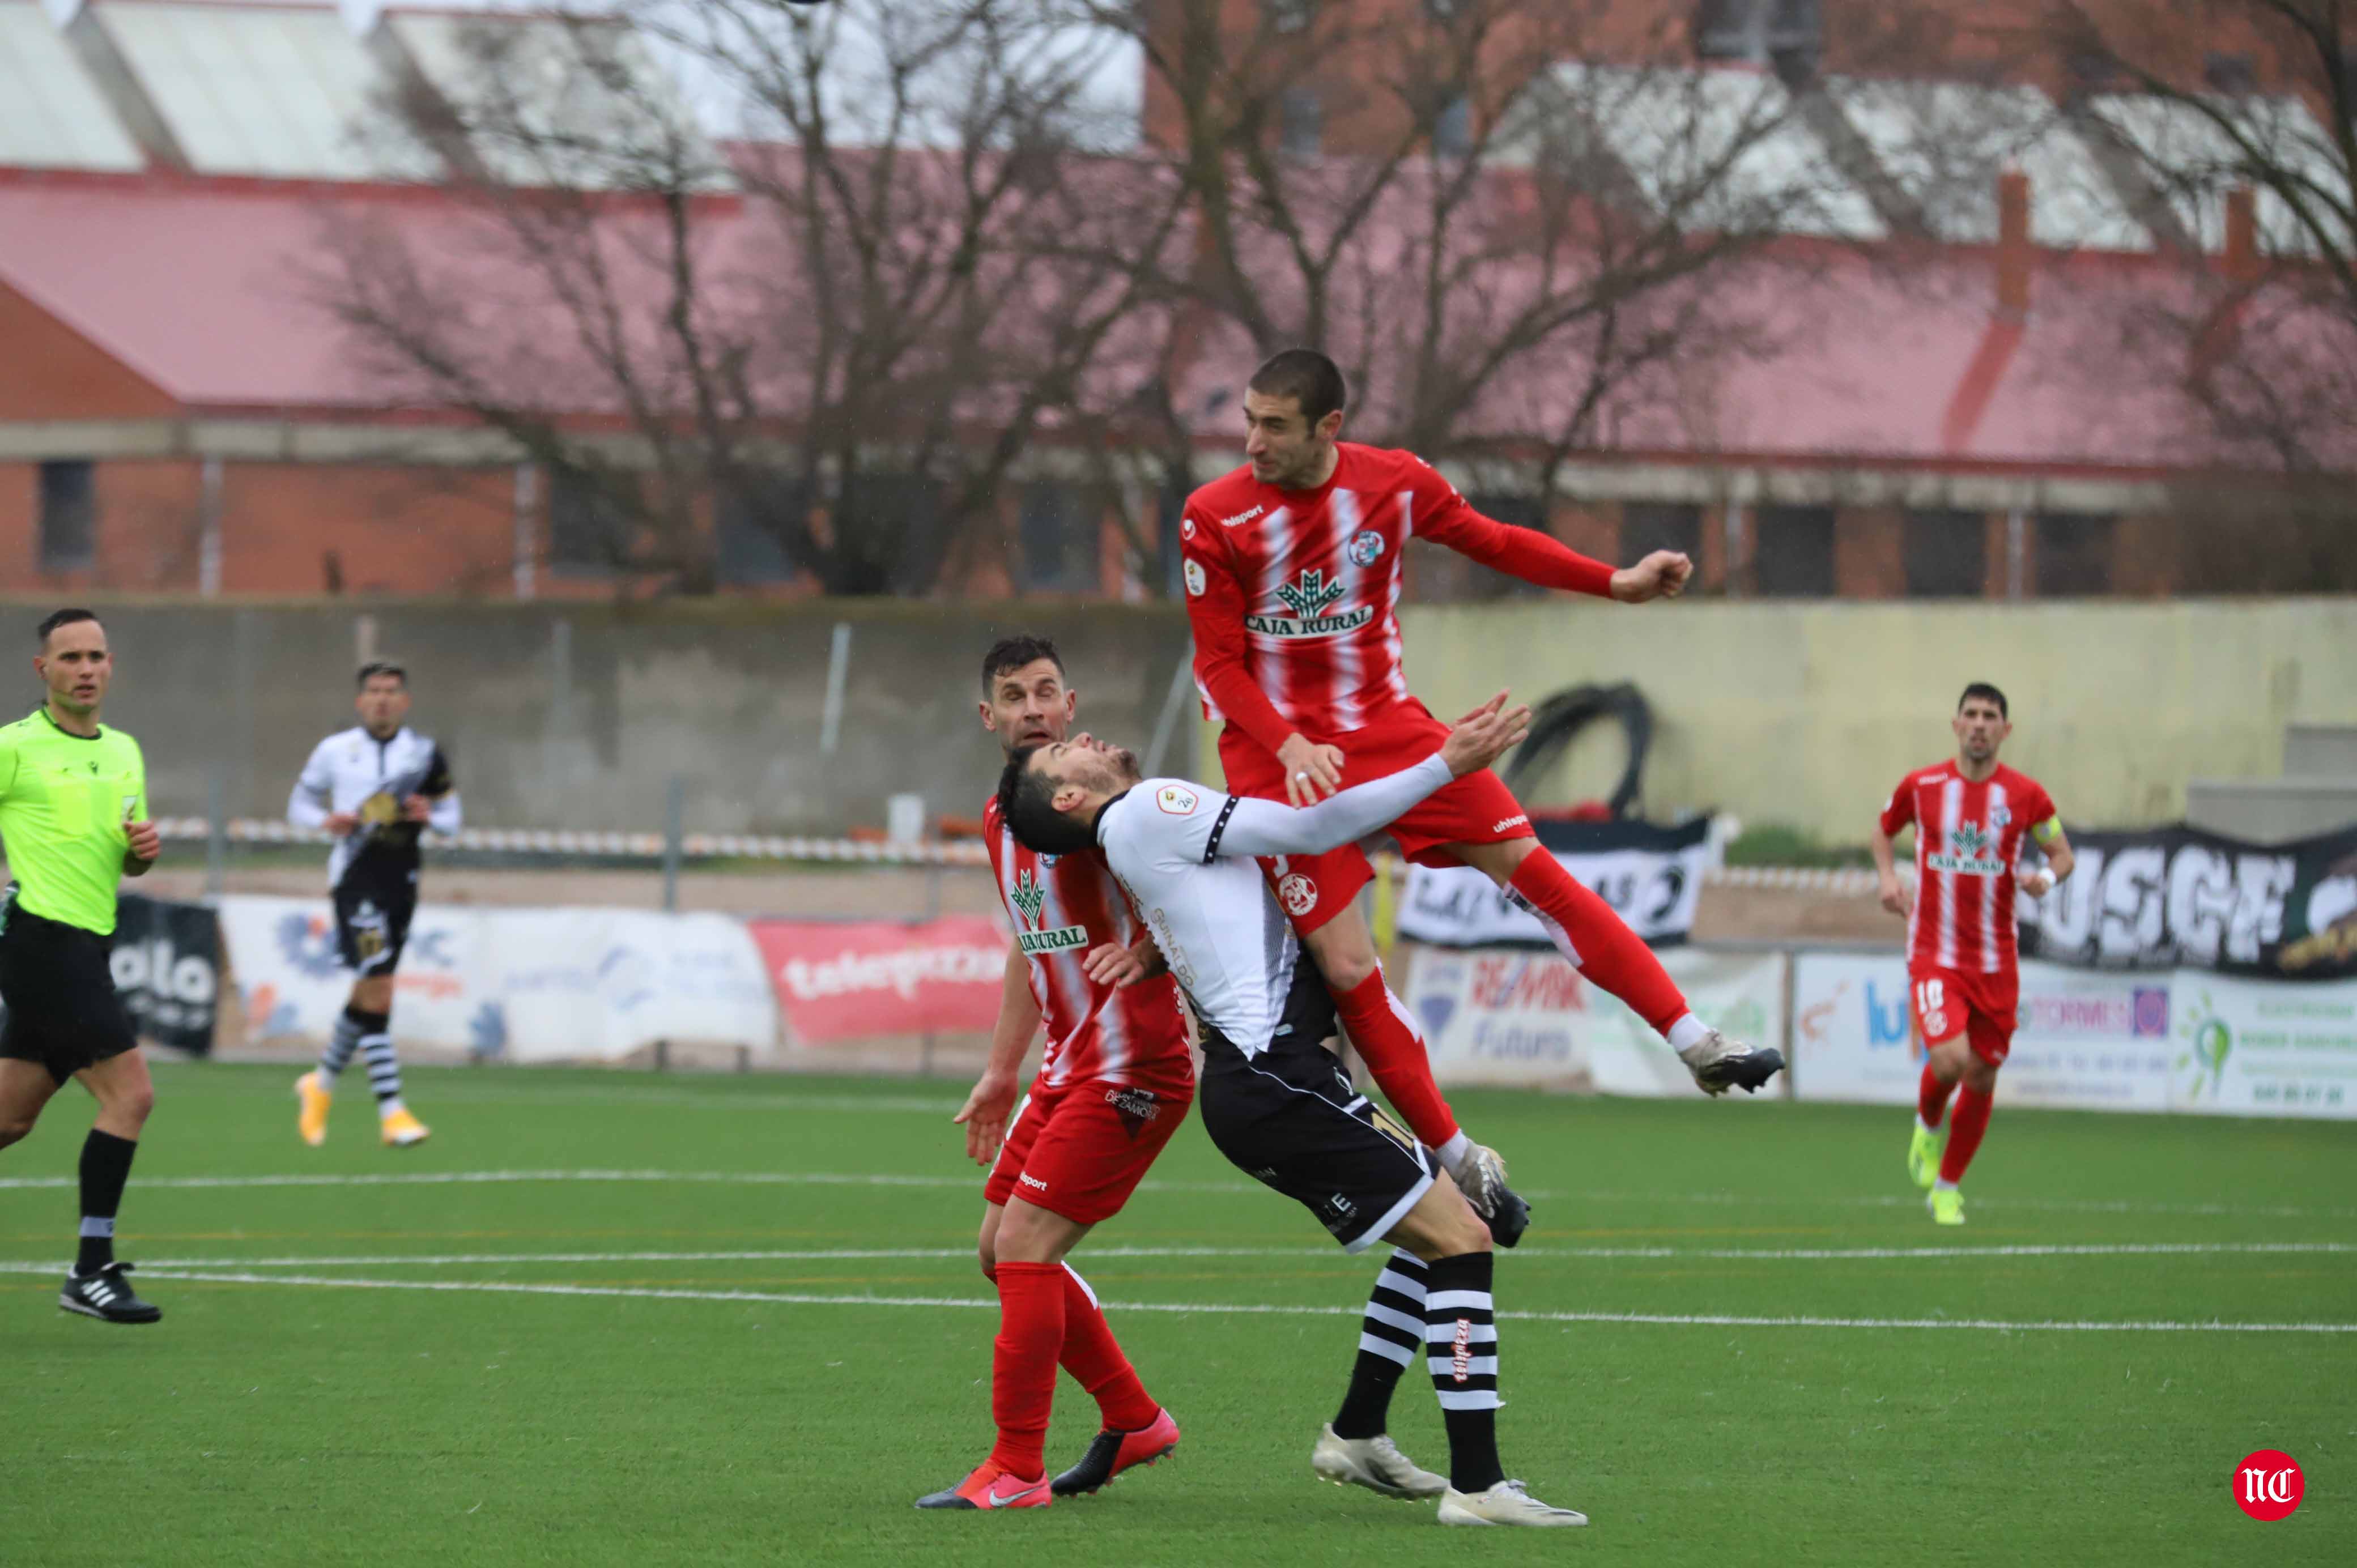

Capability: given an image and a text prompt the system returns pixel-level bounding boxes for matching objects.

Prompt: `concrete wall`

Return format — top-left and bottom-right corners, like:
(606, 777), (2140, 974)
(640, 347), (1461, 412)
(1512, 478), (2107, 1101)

(1202, 598), (2357, 838)
(0, 599), (1194, 835)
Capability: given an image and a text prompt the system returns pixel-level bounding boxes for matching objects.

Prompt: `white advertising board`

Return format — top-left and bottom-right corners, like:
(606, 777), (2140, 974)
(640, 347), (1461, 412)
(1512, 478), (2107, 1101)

(1400, 943), (1785, 1097)
(220, 897), (776, 1062)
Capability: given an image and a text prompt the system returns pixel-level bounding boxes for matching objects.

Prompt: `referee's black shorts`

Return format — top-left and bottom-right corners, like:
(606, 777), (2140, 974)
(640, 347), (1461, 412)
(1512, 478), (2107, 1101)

(0, 899), (138, 1084)
(1197, 954), (1437, 1254)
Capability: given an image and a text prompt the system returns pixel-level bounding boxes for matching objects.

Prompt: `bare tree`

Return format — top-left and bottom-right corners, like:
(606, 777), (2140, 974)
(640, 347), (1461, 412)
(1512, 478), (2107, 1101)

(322, 2), (1186, 595)
(1044, 0), (1867, 595)
(2036, 0), (2356, 470)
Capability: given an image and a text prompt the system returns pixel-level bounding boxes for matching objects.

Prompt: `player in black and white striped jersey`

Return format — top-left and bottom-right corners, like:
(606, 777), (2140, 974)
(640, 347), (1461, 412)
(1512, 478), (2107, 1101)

(997, 696), (1581, 1528)
(285, 662), (457, 1149)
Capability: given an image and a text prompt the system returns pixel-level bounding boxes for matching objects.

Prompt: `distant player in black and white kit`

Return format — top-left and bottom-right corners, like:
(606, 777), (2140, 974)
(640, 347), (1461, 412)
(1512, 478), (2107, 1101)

(997, 693), (1587, 1528)
(287, 662), (457, 1148)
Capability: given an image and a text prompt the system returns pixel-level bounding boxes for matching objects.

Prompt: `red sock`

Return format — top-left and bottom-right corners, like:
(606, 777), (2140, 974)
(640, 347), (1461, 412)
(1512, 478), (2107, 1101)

(1918, 1065), (1956, 1129)
(1507, 853), (1690, 1036)
(1939, 1086), (1993, 1184)
(988, 1260), (1066, 1480)
(1331, 969), (1460, 1148)
(1057, 1266), (1162, 1431)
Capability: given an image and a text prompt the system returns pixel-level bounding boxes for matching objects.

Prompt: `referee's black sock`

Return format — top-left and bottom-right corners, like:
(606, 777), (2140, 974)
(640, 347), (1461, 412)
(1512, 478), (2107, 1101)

(77, 1130), (138, 1273)
(1423, 1251), (1505, 1494)
(1332, 1251), (1429, 1439)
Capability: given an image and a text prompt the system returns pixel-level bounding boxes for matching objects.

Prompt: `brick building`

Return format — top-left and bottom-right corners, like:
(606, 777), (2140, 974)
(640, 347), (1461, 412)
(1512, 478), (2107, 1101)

(2, 0), (2347, 602)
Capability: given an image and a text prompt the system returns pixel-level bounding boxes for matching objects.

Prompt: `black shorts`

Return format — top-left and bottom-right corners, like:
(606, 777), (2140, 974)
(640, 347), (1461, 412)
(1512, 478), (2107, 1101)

(334, 865), (418, 976)
(0, 897), (139, 1084)
(1197, 956), (1437, 1254)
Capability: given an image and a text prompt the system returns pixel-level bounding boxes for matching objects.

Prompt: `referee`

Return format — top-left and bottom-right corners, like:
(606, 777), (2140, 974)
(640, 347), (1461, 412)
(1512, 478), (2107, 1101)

(0, 609), (164, 1324)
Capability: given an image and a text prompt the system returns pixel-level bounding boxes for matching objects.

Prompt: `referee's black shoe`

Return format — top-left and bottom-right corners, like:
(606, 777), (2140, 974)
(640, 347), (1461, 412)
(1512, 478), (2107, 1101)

(61, 1262), (163, 1325)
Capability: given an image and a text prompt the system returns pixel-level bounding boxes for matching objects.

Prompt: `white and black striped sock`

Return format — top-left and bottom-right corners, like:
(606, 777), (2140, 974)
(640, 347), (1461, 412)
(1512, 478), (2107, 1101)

(318, 1007), (381, 1089)
(1424, 1251), (1505, 1494)
(360, 1030), (403, 1111)
(1331, 1250), (1430, 1438)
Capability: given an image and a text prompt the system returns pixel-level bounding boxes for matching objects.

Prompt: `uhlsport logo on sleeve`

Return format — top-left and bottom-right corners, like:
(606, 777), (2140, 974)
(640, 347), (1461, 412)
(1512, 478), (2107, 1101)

(1010, 868), (1088, 957)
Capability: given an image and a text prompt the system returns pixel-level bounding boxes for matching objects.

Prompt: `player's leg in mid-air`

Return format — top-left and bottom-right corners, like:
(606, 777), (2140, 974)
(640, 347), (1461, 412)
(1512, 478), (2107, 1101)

(1907, 970), (2008, 1225)
(1195, 983), (1582, 1528)
(918, 1082), (1189, 1510)
(296, 877), (427, 1149)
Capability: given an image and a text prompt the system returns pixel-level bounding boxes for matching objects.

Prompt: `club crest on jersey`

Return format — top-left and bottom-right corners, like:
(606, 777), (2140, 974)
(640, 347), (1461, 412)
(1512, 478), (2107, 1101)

(1925, 820), (2001, 875)
(1347, 529), (1385, 567)
(1009, 870), (1090, 955)
(1249, 569), (1374, 640)
(1278, 872), (1318, 917)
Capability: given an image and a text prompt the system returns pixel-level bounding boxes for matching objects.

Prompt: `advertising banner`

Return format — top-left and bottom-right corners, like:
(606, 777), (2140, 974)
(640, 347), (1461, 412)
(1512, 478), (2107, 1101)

(1793, 953), (2210, 1113)
(2169, 973), (2357, 1119)
(111, 893), (223, 1055)
(1400, 943), (1784, 1096)
(2019, 822), (2357, 981)
(1397, 818), (1711, 949)
(220, 896), (776, 1062)
(751, 916), (1007, 1045)
(486, 910), (777, 1064)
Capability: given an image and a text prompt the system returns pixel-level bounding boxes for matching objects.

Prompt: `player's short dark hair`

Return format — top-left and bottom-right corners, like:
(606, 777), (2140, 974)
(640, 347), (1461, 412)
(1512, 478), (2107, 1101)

(1248, 348), (1348, 426)
(998, 745), (1094, 856)
(357, 661), (409, 689)
(35, 608), (99, 647)
(1958, 681), (2008, 719)
(981, 635), (1063, 695)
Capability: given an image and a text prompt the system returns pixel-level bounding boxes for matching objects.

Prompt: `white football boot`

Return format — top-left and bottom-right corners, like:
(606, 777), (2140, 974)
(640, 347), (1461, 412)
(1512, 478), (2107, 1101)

(1437, 1478), (1589, 1527)
(1676, 1029), (1786, 1096)
(1311, 1424), (1446, 1500)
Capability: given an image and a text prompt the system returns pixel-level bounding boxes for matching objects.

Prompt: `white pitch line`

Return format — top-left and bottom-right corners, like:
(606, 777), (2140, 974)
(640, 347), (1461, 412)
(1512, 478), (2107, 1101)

(7, 1266), (2349, 1333)
(3, 1242), (2347, 1270)
(0, 1168), (2348, 1220)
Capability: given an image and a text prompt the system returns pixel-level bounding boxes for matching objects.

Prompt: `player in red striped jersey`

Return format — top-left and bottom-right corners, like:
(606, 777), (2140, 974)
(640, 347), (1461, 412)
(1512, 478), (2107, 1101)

(1870, 683), (2076, 1226)
(917, 637), (1193, 1511)
(1181, 350), (1784, 1143)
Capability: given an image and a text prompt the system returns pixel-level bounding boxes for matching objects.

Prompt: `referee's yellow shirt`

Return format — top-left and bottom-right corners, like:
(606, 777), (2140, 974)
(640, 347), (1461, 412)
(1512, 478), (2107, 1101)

(0, 708), (148, 936)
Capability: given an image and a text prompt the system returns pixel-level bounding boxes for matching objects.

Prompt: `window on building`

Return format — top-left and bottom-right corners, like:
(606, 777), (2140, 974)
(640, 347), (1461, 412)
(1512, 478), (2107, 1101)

(37, 460), (95, 573)
(1433, 94), (1472, 158)
(2035, 513), (2116, 596)
(1266, 0), (1314, 35)
(1903, 509), (1985, 598)
(1019, 480), (1100, 593)
(547, 467), (636, 574)
(1753, 505), (1836, 596)
(1279, 87), (1323, 157)
(717, 475), (804, 586)
(1621, 502), (1703, 563)
(1693, 0), (1819, 65)
(2203, 53), (2257, 95)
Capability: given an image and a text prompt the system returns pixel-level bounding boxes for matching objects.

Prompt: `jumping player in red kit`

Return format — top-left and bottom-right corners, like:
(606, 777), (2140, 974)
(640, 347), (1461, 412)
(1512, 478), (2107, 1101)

(917, 637), (1192, 1511)
(1871, 683), (2076, 1226)
(1181, 350), (1784, 1123)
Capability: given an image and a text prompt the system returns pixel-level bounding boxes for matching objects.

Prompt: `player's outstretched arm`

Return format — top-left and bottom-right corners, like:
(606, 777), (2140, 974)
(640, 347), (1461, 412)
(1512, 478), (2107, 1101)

(1209, 695), (1531, 859)
(954, 944), (1039, 1166)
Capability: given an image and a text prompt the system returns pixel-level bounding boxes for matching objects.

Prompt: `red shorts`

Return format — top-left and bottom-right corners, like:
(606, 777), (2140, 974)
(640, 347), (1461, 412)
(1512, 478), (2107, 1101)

(984, 1075), (1193, 1226)
(1219, 701), (1535, 935)
(1909, 966), (2018, 1067)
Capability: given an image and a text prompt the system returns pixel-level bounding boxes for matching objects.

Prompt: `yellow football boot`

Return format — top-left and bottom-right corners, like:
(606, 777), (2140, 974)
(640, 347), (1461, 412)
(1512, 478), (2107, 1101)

(295, 1072), (332, 1147)
(380, 1107), (431, 1148)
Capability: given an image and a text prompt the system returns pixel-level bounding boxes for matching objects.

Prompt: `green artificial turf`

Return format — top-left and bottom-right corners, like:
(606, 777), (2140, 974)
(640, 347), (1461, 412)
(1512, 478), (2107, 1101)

(4, 1063), (2349, 1566)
